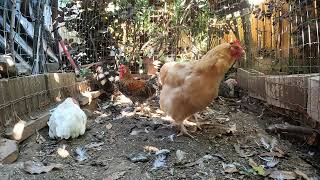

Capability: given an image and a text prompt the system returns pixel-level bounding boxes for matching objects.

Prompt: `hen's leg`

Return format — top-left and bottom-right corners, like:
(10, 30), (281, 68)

(193, 113), (203, 130)
(177, 123), (194, 139)
(132, 102), (140, 114)
(188, 113), (203, 133)
(138, 101), (153, 116)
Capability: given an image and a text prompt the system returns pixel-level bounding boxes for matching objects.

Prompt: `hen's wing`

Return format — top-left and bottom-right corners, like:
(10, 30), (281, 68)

(160, 62), (192, 87)
(118, 78), (156, 103)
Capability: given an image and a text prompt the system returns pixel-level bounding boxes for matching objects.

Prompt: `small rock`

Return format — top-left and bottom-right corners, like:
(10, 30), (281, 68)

(103, 171), (126, 180)
(269, 170), (296, 179)
(155, 149), (170, 156)
(23, 161), (63, 174)
(152, 154), (167, 170)
(85, 142), (104, 150)
(106, 123), (113, 130)
(127, 152), (150, 163)
(90, 160), (108, 167)
(0, 138), (18, 164)
(176, 150), (186, 163)
(222, 163), (238, 174)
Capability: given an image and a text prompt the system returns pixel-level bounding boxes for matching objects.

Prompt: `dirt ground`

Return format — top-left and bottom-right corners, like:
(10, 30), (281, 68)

(1, 94), (320, 180)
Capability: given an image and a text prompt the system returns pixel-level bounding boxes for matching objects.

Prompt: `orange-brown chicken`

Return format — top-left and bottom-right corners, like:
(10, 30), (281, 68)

(159, 40), (244, 138)
(118, 64), (157, 113)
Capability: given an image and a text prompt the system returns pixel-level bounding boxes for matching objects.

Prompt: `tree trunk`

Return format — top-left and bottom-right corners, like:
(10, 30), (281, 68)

(241, 8), (253, 68)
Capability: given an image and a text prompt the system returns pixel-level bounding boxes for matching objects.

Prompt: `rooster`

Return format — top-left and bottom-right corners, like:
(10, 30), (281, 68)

(118, 64), (157, 114)
(159, 40), (244, 138)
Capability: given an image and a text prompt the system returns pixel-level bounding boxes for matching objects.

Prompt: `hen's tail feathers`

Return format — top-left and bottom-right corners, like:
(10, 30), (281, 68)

(145, 74), (160, 100)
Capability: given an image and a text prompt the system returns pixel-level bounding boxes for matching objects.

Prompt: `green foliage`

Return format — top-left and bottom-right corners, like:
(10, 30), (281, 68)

(79, 68), (92, 78)
(64, 0), (214, 65)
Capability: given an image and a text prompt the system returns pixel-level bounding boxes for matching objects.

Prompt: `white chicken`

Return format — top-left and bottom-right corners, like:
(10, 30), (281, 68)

(48, 98), (87, 139)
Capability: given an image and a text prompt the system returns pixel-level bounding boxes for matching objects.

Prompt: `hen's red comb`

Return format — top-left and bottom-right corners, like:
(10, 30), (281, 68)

(231, 39), (241, 46)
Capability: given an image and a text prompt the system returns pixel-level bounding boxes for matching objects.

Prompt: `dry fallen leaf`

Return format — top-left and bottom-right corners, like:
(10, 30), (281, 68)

(130, 128), (149, 135)
(234, 144), (254, 158)
(103, 171), (126, 180)
(227, 123), (237, 134)
(266, 158), (279, 168)
(85, 142), (104, 149)
(222, 163), (239, 174)
(144, 146), (159, 154)
(183, 155), (214, 168)
(249, 158), (258, 167)
(294, 169), (310, 180)
(274, 147), (285, 156)
(23, 161), (63, 174)
(260, 151), (284, 158)
(307, 133), (317, 145)
(225, 166), (238, 173)
(36, 130), (46, 144)
(269, 170), (297, 180)
(249, 159), (265, 176)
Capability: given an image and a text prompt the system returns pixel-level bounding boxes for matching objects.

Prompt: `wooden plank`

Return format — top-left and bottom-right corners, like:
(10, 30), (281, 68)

(5, 112), (50, 143)
(30, 76), (39, 112)
(0, 138), (18, 164)
(248, 75), (266, 101)
(37, 74), (48, 109)
(237, 68), (266, 101)
(257, 5), (264, 51)
(264, 10), (272, 49)
(77, 90), (102, 106)
(46, 73), (62, 102)
(22, 76), (33, 115)
(266, 74), (318, 110)
(250, 14), (258, 53)
(64, 73), (76, 98)
(28, 75), (46, 112)
(307, 76), (320, 123)
(281, 2), (290, 59)
(8, 77), (26, 122)
(0, 79), (9, 131)
(77, 80), (89, 93)
(45, 73), (76, 102)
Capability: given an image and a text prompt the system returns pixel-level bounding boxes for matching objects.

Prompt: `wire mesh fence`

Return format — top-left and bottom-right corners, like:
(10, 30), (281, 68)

(0, 0), (93, 131)
(220, 0), (320, 127)
(0, 0), (319, 130)
(0, 0), (63, 78)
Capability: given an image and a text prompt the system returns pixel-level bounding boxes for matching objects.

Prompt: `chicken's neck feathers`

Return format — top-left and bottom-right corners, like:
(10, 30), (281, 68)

(194, 52), (234, 76)
(120, 72), (134, 82)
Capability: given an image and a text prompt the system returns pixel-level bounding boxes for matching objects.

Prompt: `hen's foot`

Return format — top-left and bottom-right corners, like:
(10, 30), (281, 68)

(177, 124), (194, 139)
(187, 113), (203, 133)
(193, 113), (203, 130)
(133, 104), (152, 116)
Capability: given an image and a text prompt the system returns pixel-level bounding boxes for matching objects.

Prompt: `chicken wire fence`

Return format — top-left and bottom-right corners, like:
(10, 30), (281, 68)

(0, 0), (319, 127)
(0, 0), (62, 78)
(221, 0), (320, 127)
(0, 0), (95, 130)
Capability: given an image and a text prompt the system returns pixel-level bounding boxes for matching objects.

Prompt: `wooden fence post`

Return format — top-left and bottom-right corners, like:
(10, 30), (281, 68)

(241, 8), (253, 68)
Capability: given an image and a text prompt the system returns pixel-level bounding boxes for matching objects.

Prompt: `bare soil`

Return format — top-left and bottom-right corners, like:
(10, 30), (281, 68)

(1, 95), (319, 180)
